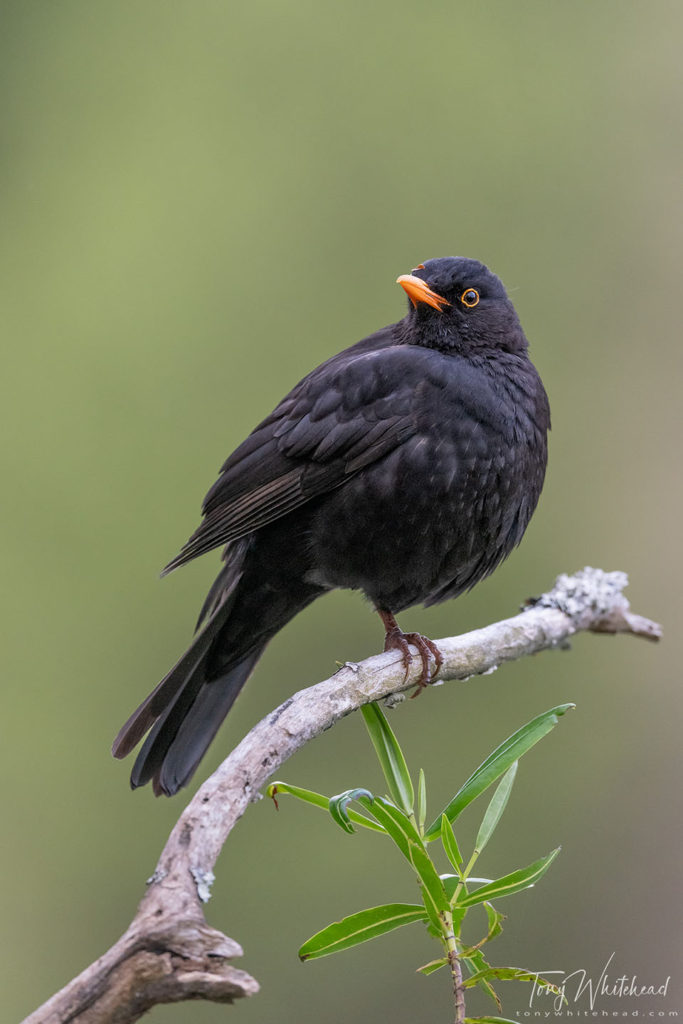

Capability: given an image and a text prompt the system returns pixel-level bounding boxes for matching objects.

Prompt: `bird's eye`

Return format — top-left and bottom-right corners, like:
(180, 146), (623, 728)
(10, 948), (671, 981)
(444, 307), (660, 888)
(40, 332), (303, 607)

(412, 263), (425, 272)
(461, 288), (480, 308)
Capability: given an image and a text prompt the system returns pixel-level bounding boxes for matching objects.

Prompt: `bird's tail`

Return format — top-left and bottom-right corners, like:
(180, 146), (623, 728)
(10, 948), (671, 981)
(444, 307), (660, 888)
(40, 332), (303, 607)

(121, 651), (262, 796)
(112, 581), (266, 795)
(114, 529), (326, 795)
(114, 537), (267, 795)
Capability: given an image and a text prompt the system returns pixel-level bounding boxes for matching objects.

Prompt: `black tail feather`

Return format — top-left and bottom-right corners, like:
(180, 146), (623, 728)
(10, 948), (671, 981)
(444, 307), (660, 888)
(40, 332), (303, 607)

(141, 649), (261, 796)
(111, 593), (234, 761)
(113, 531), (324, 795)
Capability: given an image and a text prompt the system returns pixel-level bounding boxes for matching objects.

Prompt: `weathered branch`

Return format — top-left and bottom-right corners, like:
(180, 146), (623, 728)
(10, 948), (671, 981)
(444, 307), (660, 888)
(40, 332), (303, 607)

(23, 568), (661, 1024)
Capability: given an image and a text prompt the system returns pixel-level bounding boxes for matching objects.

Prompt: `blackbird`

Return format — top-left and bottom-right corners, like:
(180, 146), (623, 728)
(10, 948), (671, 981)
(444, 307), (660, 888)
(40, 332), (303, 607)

(113, 257), (550, 796)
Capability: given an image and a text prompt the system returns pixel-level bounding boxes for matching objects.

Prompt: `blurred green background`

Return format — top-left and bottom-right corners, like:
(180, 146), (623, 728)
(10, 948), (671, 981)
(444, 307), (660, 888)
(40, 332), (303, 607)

(2, 2), (680, 1021)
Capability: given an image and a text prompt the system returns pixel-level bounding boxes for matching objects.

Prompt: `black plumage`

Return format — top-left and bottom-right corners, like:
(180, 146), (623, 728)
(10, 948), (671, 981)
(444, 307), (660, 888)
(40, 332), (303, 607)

(113, 257), (550, 795)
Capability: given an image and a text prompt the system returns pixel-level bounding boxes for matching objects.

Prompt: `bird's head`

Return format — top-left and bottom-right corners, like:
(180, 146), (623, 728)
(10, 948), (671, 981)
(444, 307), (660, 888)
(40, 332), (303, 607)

(397, 256), (527, 354)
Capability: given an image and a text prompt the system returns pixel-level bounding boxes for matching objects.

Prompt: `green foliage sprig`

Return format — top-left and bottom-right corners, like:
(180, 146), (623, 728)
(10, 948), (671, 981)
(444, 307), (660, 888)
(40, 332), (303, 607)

(268, 702), (573, 1024)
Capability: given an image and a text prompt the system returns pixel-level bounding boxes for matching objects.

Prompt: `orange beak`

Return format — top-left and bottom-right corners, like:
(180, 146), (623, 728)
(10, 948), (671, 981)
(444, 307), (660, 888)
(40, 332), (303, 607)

(396, 274), (450, 312)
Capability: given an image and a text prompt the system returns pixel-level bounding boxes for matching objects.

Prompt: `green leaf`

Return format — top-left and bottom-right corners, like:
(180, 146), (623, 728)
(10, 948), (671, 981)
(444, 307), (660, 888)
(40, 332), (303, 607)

(474, 762), (518, 855)
(407, 840), (450, 923)
(464, 951), (502, 1010)
(425, 918), (445, 940)
(460, 902), (505, 956)
(456, 849), (560, 908)
(417, 768), (427, 834)
(442, 874), (459, 901)
(267, 780), (328, 811)
(425, 704), (574, 839)
(362, 799), (447, 932)
(361, 702), (414, 815)
(440, 814), (463, 872)
(417, 956), (449, 976)
(463, 967), (565, 1000)
(483, 902), (505, 944)
(329, 788), (374, 834)
(361, 795), (423, 861)
(464, 1017), (520, 1024)
(451, 904), (467, 935)
(267, 781), (385, 834)
(298, 903), (428, 961)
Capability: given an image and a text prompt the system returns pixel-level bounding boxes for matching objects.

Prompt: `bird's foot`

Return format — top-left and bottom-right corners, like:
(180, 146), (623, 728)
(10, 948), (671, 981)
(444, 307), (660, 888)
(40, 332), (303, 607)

(379, 612), (443, 696)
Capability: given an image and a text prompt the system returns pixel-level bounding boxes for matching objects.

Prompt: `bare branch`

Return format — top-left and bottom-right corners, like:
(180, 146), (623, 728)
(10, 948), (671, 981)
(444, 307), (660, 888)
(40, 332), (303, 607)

(22, 568), (661, 1024)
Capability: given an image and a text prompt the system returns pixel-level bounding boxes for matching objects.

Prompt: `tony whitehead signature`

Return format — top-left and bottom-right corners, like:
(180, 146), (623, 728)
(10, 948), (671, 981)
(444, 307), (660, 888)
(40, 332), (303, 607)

(529, 953), (671, 1011)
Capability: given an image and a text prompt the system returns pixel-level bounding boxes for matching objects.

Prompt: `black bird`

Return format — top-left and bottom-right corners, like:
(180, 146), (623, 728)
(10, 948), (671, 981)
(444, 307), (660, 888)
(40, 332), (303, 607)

(113, 257), (550, 796)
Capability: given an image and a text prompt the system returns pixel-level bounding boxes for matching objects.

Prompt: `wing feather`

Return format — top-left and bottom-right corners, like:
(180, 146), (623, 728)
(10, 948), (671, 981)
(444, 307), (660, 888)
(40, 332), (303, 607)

(161, 344), (432, 574)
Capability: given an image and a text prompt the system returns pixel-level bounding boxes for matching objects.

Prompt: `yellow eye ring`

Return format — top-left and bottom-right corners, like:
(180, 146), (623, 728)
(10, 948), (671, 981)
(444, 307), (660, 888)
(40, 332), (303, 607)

(461, 288), (480, 308)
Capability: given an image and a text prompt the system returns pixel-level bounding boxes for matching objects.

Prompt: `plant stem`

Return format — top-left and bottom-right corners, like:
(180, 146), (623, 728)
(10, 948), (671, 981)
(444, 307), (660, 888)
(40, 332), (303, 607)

(443, 910), (466, 1024)
(450, 850), (479, 907)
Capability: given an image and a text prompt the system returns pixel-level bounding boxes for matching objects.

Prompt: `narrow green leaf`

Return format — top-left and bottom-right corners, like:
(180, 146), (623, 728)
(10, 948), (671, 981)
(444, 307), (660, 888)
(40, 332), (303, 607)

(460, 902), (505, 956)
(442, 874), (459, 901)
(361, 702), (414, 815)
(464, 1017), (520, 1024)
(451, 904), (467, 935)
(457, 849), (560, 908)
(425, 705), (574, 839)
(440, 814), (463, 872)
(464, 949), (490, 974)
(463, 967), (542, 988)
(417, 957), (449, 976)
(298, 903), (427, 961)
(463, 967), (565, 1000)
(475, 762), (518, 855)
(407, 840), (450, 922)
(483, 902), (505, 944)
(361, 796), (422, 861)
(267, 781), (385, 834)
(362, 799), (446, 934)
(267, 780), (328, 810)
(416, 889), (444, 934)
(464, 951), (502, 1010)
(417, 768), (427, 834)
(329, 788), (374, 834)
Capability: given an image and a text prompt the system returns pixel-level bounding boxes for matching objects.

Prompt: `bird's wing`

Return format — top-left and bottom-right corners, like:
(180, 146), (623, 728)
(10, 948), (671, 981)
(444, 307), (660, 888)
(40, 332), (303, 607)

(162, 345), (428, 573)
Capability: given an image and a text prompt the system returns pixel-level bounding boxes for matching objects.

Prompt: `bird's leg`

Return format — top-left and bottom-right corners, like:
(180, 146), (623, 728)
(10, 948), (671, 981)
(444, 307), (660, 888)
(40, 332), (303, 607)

(377, 610), (443, 696)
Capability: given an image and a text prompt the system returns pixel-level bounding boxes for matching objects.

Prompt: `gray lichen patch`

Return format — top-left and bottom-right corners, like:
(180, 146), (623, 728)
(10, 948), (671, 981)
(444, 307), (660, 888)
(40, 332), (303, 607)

(535, 567), (629, 623)
(191, 867), (216, 904)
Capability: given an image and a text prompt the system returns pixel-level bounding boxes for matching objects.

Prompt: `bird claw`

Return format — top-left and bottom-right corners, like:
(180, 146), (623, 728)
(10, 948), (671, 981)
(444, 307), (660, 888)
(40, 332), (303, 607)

(383, 627), (443, 696)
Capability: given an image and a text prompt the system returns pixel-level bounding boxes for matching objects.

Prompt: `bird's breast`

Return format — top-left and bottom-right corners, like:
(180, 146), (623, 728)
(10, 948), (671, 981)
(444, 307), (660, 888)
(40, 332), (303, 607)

(309, 390), (546, 612)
